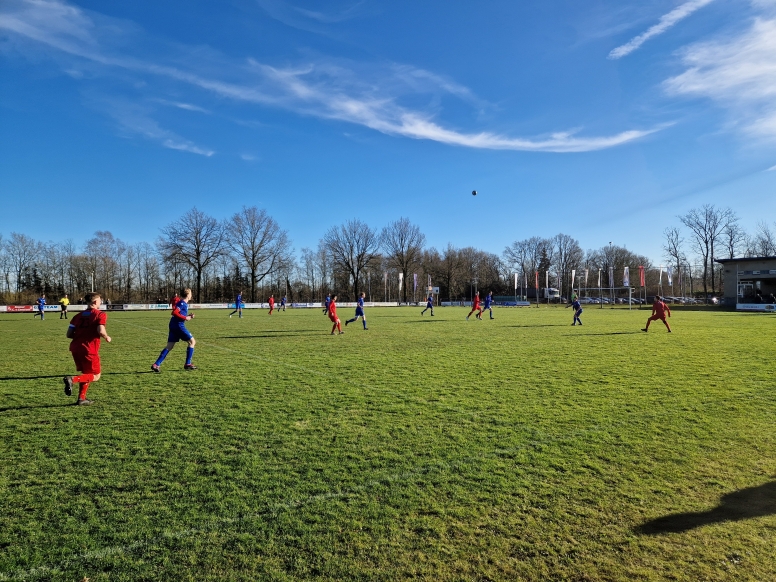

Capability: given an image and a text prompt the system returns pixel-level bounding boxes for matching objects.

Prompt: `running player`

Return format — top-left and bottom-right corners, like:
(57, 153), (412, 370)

(420, 293), (434, 316)
(229, 291), (243, 318)
(280, 295), (287, 311)
(323, 294), (331, 314)
(482, 291), (495, 320)
(345, 292), (368, 329)
(328, 294), (344, 334)
(151, 288), (197, 372)
(567, 297), (583, 325)
(643, 296), (672, 333)
(63, 292), (111, 406)
(59, 294), (70, 319)
(34, 294), (46, 320)
(466, 292), (482, 320)
(268, 294), (275, 315)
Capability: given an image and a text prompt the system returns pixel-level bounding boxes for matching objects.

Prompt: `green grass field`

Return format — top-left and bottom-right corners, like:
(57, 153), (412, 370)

(1, 305), (775, 581)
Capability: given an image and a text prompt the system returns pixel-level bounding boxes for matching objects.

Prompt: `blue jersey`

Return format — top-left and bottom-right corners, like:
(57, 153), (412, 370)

(236, 293), (242, 307)
(572, 299), (581, 311)
(426, 295), (433, 306)
(37, 297), (46, 309)
(280, 296), (286, 305)
(484, 295), (493, 308)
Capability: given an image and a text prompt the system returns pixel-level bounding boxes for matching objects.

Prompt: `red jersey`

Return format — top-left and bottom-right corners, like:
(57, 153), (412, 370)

(472, 295), (480, 308)
(69, 308), (107, 354)
(652, 300), (669, 318)
(269, 297), (275, 306)
(328, 301), (337, 319)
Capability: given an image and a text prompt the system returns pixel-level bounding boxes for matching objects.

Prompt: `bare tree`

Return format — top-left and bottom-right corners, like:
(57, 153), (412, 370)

(721, 221), (746, 260)
(381, 217), (426, 303)
(6, 232), (39, 296)
(679, 205), (735, 300)
(323, 219), (380, 299)
(552, 233), (583, 300)
(225, 206), (292, 302)
(159, 208), (224, 302)
(753, 221), (776, 256)
(663, 227), (686, 283)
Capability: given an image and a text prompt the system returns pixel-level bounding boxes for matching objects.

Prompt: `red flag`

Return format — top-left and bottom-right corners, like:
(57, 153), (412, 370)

(639, 265), (645, 287)
(535, 271), (539, 290)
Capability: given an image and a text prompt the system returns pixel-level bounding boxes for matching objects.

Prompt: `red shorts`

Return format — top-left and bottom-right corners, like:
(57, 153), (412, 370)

(648, 315), (666, 322)
(329, 314), (339, 323)
(71, 346), (101, 374)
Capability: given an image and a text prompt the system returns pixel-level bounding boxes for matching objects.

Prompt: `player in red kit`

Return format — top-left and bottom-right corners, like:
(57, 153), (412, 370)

(63, 292), (111, 405)
(328, 294), (344, 334)
(643, 295), (672, 333)
(268, 294), (275, 315)
(466, 291), (482, 320)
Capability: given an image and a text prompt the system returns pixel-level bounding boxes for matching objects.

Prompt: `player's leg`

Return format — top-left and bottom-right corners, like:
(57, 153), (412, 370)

(331, 320), (337, 334)
(152, 339), (177, 371)
(337, 318), (343, 333)
(662, 317), (671, 332)
(184, 336), (197, 370)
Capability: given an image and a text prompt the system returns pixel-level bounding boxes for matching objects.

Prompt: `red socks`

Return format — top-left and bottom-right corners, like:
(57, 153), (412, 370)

(73, 374), (95, 383)
(78, 383), (90, 400)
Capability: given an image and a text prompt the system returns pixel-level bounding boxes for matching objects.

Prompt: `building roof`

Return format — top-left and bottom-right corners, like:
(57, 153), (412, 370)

(714, 256), (776, 264)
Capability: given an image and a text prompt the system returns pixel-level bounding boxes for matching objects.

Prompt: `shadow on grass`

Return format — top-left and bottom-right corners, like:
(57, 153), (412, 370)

(403, 320), (441, 324)
(0, 371), (155, 381)
(636, 481), (776, 535)
(219, 332), (322, 339)
(0, 402), (77, 412)
(564, 331), (643, 336)
(506, 324), (569, 328)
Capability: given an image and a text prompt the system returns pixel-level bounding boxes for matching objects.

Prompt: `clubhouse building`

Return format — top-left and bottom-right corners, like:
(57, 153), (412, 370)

(715, 256), (776, 311)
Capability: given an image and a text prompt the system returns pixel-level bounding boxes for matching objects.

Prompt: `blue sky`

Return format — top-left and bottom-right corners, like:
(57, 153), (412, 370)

(1, 0), (775, 263)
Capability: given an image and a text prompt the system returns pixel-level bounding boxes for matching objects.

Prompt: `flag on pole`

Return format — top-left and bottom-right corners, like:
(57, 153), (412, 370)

(639, 265), (645, 287)
(384, 271), (388, 285)
(571, 269), (576, 294)
(545, 271), (549, 289)
(608, 267), (614, 288)
(398, 273), (403, 291)
(584, 269), (589, 286)
(535, 271), (539, 290)
(623, 267), (630, 287)
(659, 266), (663, 285)
(597, 269), (601, 288)
(413, 273), (417, 291)
(524, 272), (527, 290)
(667, 266), (673, 286)
(514, 273), (518, 290)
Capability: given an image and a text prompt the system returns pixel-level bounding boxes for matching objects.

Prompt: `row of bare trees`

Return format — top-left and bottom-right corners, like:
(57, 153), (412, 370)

(2, 204), (773, 305)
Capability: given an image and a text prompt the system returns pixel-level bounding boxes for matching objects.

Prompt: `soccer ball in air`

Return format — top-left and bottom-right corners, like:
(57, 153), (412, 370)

(472, 190), (477, 196)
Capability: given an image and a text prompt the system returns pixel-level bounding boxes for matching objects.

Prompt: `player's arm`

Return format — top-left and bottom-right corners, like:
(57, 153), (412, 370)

(99, 324), (112, 343)
(66, 324), (75, 339)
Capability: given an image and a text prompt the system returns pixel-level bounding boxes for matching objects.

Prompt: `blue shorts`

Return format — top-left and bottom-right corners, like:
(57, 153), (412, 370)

(355, 307), (364, 317)
(168, 323), (193, 343)
(575, 308), (583, 316)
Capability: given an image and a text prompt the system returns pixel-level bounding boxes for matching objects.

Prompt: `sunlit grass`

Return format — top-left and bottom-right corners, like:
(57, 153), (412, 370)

(1, 305), (774, 581)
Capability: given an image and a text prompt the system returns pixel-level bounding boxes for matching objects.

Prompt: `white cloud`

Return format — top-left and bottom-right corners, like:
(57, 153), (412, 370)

(767, 164), (776, 171)
(609, 0), (714, 59)
(0, 0), (662, 153)
(664, 17), (776, 139)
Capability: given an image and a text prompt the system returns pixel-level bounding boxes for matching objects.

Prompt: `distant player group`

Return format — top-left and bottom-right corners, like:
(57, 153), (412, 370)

(55, 289), (673, 405)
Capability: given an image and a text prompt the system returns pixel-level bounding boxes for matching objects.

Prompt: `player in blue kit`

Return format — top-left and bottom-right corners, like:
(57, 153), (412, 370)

(420, 293), (434, 316)
(482, 291), (495, 320)
(280, 295), (287, 311)
(229, 291), (243, 318)
(151, 288), (197, 372)
(323, 294), (331, 314)
(34, 294), (46, 319)
(345, 292), (368, 329)
(566, 297), (583, 326)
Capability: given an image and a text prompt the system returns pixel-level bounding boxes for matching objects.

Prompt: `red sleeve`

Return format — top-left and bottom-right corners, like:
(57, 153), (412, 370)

(98, 311), (108, 325)
(172, 306), (186, 320)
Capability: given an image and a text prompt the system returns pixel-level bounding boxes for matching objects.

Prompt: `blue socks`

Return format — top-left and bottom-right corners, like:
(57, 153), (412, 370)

(155, 348), (169, 366)
(186, 347), (194, 365)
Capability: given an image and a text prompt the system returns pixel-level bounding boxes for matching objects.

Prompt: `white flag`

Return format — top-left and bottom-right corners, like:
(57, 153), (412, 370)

(514, 273), (518, 290)
(608, 267), (614, 288)
(659, 266), (663, 285)
(667, 266), (673, 286)
(398, 273), (403, 291)
(598, 269), (601, 288)
(545, 271), (549, 289)
(584, 269), (589, 286)
(571, 269), (576, 288)
(623, 267), (630, 287)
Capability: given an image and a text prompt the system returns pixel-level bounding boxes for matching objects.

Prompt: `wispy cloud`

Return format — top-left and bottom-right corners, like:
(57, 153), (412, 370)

(664, 16), (776, 139)
(609, 0), (714, 59)
(0, 0), (661, 153)
(767, 164), (776, 171)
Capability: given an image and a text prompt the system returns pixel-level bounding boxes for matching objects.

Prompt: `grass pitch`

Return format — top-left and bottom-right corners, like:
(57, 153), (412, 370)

(1, 305), (775, 581)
